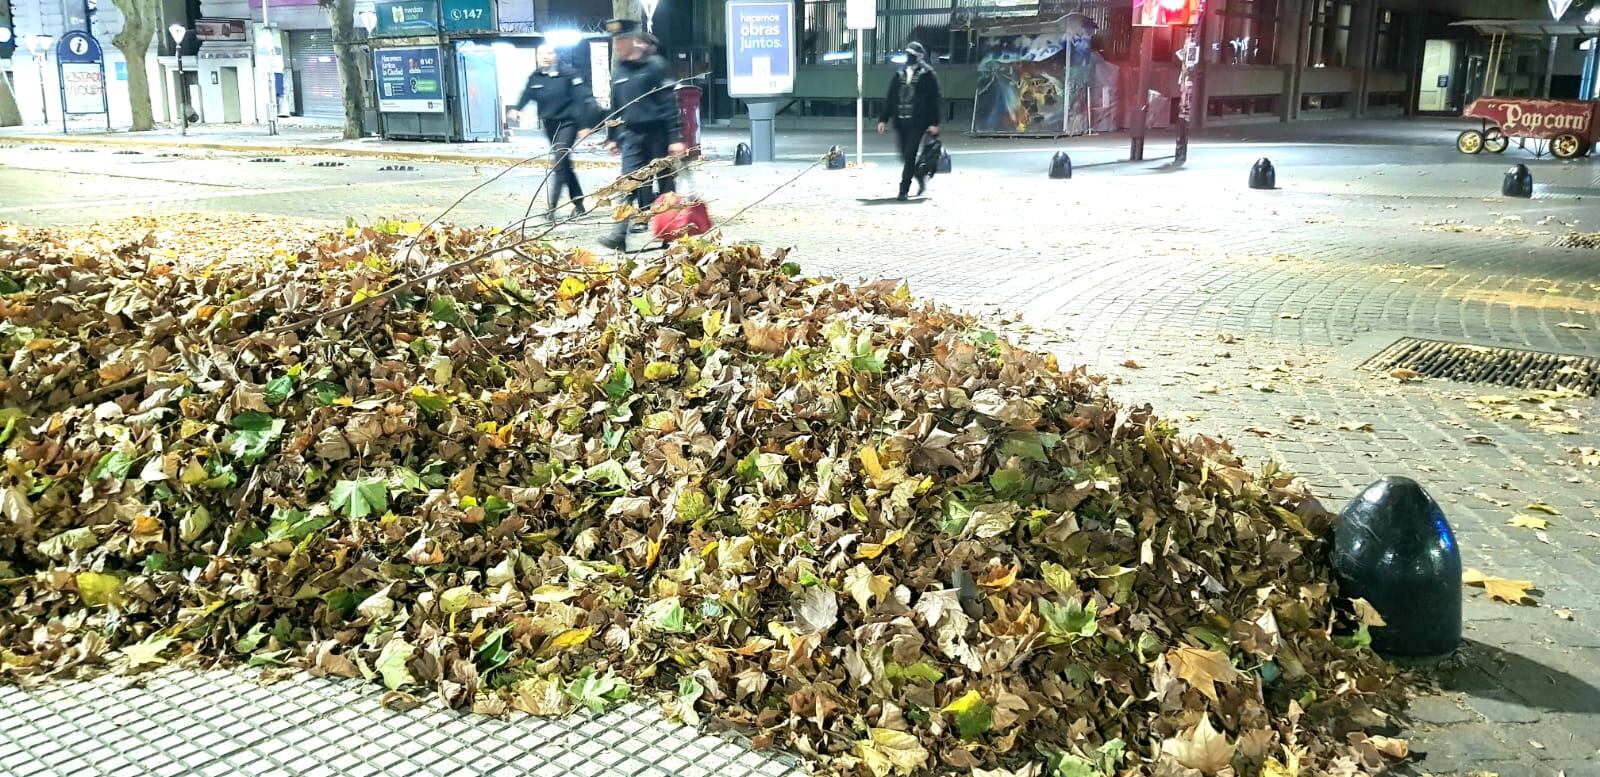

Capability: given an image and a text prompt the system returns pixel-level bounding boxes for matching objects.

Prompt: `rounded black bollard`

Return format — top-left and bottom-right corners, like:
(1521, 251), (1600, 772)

(826, 145), (846, 170)
(735, 143), (753, 166)
(937, 148), (952, 174)
(1502, 163), (1533, 198)
(1048, 151), (1072, 179)
(1249, 158), (1276, 190)
(1334, 476), (1462, 658)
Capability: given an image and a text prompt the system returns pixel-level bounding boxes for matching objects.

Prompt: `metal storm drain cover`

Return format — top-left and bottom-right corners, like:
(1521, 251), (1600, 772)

(312, 160), (346, 167)
(250, 157), (286, 163)
(379, 164), (417, 172)
(1552, 232), (1600, 249)
(1364, 337), (1600, 396)
(113, 150), (142, 155)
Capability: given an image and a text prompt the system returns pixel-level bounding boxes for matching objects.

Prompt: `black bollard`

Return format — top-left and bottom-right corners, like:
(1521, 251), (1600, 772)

(937, 148), (952, 174)
(1502, 163), (1533, 198)
(1334, 476), (1462, 658)
(826, 145), (846, 170)
(735, 143), (752, 166)
(1249, 158), (1276, 190)
(1048, 151), (1072, 179)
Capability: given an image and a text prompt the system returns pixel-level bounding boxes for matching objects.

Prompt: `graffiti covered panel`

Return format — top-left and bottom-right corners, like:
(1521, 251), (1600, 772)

(971, 15), (1095, 136)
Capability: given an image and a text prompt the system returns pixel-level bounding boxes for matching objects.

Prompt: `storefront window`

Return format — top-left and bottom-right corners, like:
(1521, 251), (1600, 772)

(1217, 0), (1277, 65)
(1372, 9), (1407, 71)
(1306, 0), (1352, 68)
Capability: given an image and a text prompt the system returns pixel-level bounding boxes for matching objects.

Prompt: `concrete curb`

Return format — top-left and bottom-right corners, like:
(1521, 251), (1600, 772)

(0, 133), (626, 170)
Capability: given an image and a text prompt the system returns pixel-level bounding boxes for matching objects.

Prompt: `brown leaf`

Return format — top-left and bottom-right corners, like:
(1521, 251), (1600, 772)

(1166, 646), (1241, 702)
(1463, 568), (1537, 604)
(1162, 714), (1237, 774)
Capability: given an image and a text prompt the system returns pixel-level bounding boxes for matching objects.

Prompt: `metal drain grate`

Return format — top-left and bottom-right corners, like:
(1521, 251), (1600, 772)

(1364, 337), (1600, 396)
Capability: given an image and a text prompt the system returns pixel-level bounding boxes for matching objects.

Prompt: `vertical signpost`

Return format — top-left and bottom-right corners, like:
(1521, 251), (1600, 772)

(847, 0), (874, 168)
(725, 0), (795, 163)
(55, 30), (109, 133)
(1130, 0), (1201, 165)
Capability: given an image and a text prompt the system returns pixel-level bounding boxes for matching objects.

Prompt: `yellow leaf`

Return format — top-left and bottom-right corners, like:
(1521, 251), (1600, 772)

(120, 637), (176, 672)
(539, 627), (593, 656)
(1525, 502), (1562, 516)
(178, 420), (209, 439)
(842, 564), (893, 613)
(1161, 715), (1236, 774)
(643, 361), (679, 381)
(978, 564), (1019, 589)
(856, 527), (908, 560)
(556, 276), (588, 300)
(1463, 568), (1536, 604)
(439, 584), (473, 614)
(76, 571), (123, 607)
(1349, 597), (1387, 627)
(857, 445), (885, 480)
(1508, 515), (1549, 530)
(1166, 646), (1241, 702)
(180, 458), (208, 486)
(529, 585), (577, 602)
(853, 728), (929, 777)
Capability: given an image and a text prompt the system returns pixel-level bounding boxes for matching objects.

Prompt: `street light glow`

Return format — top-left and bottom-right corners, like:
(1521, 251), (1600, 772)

(25, 33), (53, 56)
(168, 24), (187, 44)
(0, 27), (13, 44)
(544, 28), (583, 48)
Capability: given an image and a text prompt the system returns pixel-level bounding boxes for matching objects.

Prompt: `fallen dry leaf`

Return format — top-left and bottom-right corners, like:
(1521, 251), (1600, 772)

(1166, 646), (1242, 702)
(1161, 715), (1236, 774)
(1463, 568), (1538, 605)
(1508, 515), (1550, 530)
(1464, 434), (1495, 445)
(1389, 368), (1423, 382)
(1556, 322), (1589, 330)
(1336, 421), (1375, 433)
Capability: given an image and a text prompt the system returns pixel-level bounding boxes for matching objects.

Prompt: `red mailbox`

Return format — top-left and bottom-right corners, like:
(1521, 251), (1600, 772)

(676, 85), (703, 161)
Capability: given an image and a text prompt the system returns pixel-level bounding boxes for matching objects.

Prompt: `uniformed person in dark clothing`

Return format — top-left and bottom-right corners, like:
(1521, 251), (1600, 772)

(510, 44), (595, 217)
(876, 41), (942, 201)
(599, 21), (685, 252)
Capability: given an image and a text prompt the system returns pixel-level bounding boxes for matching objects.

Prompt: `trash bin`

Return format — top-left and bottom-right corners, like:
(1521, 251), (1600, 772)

(676, 85), (703, 160)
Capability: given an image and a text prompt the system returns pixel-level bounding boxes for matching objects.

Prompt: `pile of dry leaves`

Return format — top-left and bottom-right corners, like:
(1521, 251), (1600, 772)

(0, 218), (1404, 776)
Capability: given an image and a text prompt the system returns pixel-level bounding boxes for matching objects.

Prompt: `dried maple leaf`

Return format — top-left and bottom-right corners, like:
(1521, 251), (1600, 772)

(1166, 646), (1242, 702)
(1161, 715), (1236, 774)
(1463, 568), (1538, 604)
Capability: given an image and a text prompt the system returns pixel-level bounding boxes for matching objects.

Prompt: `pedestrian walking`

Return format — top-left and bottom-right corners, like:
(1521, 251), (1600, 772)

(509, 44), (597, 218)
(876, 41), (942, 201)
(599, 20), (686, 252)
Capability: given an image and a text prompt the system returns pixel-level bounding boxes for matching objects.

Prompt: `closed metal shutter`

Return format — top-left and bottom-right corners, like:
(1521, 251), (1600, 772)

(288, 31), (343, 120)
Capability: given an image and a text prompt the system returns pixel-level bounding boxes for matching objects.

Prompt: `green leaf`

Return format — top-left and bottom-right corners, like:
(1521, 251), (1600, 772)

(938, 497), (973, 537)
(601, 364), (634, 402)
(629, 295), (660, 317)
(1041, 561), (1078, 597)
(779, 261), (802, 276)
(313, 380), (347, 406)
(1000, 432), (1061, 463)
(430, 295), (464, 326)
(644, 596), (694, 634)
(330, 478), (388, 520)
(885, 662), (943, 684)
(1039, 597), (1099, 642)
(264, 375), (295, 405)
(942, 690), (993, 739)
(676, 488), (714, 525)
(89, 447), (136, 482)
(375, 637), (417, 689)
(564, 667), (631, 713)
(235, 623), (269, 653)
(440, 584), (473, 615)
(476, 625), (514, 672)
(989, 467), (1029, 496)
(227, 411), (285, 462)
(410, 386), (450, 415)
(586, 460), (631, 490)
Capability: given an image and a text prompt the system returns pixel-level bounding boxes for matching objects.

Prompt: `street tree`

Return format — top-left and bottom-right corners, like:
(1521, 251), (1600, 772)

(111, 0), (159, 130)
(319, 0), (364, 139)
(0, 69), (22, 128)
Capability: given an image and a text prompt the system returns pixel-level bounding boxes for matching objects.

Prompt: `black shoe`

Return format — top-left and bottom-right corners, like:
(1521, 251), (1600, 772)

(630, 222), (648, 234)
(896, 193), (909, 201)
(572, 201), (587, 217)
(598, 235), (626, 252)
(915, 176), (927, 197)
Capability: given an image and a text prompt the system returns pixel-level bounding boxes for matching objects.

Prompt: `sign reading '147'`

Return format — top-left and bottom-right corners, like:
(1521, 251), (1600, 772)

(725, 1), (794, 98)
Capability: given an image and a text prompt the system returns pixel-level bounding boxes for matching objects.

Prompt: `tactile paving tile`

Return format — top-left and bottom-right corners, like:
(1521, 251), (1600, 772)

(0, 669), (807, 777)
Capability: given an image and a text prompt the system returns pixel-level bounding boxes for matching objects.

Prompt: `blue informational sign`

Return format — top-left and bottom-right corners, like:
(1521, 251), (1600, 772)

(374, 46), (445, 113)
(724, 1), (794, 97)
(56, 30), (103, 64)
(115, 61), (127, 80)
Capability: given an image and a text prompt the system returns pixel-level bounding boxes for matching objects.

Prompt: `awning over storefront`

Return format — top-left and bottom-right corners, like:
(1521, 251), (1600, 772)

(1450, 18), (1600, 38)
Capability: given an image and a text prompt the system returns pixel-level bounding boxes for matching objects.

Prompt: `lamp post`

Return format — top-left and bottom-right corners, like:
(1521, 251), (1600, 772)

(169, 24), (188, 135)
(25, 34), (53, 126)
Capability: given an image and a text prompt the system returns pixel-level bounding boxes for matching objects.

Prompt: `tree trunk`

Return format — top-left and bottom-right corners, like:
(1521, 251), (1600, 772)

(329, 0), (364, 139)
(111, 0), (158, 131)
(611, 0), (641, 22)
(0, 64), (23, 127)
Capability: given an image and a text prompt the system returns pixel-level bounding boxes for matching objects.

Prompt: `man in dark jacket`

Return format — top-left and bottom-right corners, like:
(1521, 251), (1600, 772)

(876, 41), (942, 201)
(599, 23), (685, 252)
(511, 44), (596, 217)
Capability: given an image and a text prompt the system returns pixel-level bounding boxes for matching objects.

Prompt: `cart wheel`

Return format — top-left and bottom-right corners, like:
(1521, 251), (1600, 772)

(1456, 130), (1484, 154)
(1483, 129), (1509, 154)
(1551, 133), (1583, 160)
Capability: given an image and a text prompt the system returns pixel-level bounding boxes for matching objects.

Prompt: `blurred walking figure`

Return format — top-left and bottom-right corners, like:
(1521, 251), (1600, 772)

(876, 41), (942, 201)
(510, 44), (596, 217)
(599, 19), (685, 252)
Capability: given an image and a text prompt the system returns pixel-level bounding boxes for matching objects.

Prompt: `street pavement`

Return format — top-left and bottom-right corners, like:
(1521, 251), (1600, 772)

(2, 118), (1600, 776)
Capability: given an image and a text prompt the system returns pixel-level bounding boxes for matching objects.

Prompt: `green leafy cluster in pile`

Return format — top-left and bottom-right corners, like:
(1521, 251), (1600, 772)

(0, 220), (1402, 776)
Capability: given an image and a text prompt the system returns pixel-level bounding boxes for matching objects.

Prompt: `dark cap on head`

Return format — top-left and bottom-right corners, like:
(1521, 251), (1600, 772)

(605, 18), (642, 37)
(904, 41), (927, 60)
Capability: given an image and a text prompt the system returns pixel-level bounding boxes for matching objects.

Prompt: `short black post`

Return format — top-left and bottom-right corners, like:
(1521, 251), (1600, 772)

(735, 143), (753, 166)
(1502, 163), (1533, 198)
(1334, 476), (1462, 658)
(826, 145), (846, 170)
(1249, 158), (1276, 190)
(1048, 151), (1072, 179)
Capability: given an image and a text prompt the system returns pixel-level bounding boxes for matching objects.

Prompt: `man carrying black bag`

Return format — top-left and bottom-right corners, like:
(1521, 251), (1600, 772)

(509, 44), (597, 218)
(599, 20), (685, 252)
(876, 41), (942, 201)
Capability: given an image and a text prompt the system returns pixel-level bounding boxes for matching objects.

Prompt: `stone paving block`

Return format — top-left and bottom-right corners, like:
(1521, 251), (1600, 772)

(1408, 695), (1479, 725)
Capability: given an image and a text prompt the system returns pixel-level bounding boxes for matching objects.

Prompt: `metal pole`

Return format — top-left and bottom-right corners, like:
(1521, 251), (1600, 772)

(1174, 0), (1207, 167)
(1130, 24), (1152, 161)
(177, 54), (188, 135)
(855, 31), (863, 167)
(264, 0), (278, 135)
(1544, 35), (1559, 98)
(58, 60), (66, 134)
(36, 54), (49, 126)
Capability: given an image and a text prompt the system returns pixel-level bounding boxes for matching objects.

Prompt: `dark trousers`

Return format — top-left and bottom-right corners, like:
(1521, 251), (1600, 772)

(894, 120), (927, 196)
(543, 121), (583, 209)
(610, 124), (676, 239)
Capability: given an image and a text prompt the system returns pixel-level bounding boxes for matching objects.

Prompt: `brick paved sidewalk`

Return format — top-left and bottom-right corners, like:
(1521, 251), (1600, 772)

(2, 135), (1599, 776)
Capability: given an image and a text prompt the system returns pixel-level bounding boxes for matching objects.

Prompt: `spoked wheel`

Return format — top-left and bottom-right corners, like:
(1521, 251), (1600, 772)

(1456, 130), (1484, 154)
(1483, 128), (1509, 154)
(1551, 133), (1584, 160)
